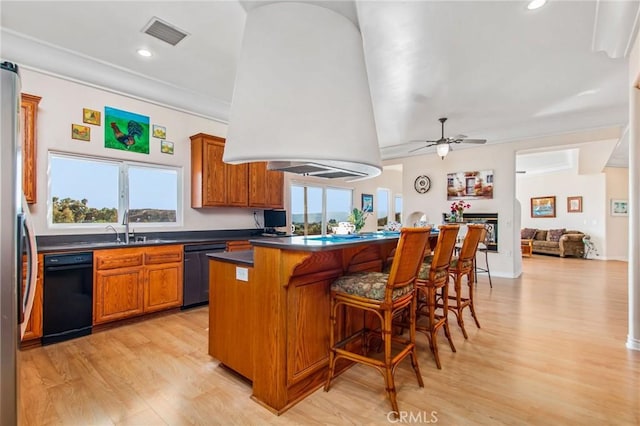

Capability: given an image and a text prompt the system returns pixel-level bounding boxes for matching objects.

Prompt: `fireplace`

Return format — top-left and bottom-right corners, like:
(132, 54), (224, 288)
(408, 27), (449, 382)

(442, 212), (498, 252)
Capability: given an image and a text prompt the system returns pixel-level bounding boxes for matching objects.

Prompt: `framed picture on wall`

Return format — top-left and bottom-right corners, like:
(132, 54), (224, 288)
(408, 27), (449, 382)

(446, 170), (494, 200)
(82, 108), (101, 125)
(567, 196), (582, 213)
(531, 196), (556, 218)
(71, 124), (90, 141)
(361, 193), (373, 212)
(611, 199), (628, 216)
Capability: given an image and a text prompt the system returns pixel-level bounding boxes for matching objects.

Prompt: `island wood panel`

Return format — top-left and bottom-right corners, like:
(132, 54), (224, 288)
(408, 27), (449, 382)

(249, 239), (398, 414)
(209, 260), (254, 380)
(286, 254), (343, 384)
(251, 247), (311, 413)
(343, 244), (388, 274)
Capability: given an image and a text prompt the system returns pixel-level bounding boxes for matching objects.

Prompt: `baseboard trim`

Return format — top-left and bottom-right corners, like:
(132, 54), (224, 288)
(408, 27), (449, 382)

(626, 336), (640, 351)
(603, 256), (628, 262)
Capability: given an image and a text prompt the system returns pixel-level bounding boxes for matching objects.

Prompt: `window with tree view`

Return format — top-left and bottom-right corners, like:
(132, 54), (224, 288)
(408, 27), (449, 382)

(291, 184), (352, 235)
(49, 153), (180, 226)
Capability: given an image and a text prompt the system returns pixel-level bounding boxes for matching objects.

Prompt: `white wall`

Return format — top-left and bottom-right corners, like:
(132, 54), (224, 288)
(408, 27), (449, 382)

(605, 167), (630, 260)
(21, 69), (261, 236)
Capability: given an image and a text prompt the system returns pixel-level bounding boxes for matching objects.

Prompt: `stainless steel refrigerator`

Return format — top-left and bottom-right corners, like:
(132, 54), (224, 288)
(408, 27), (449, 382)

(1, 61), (38, 425)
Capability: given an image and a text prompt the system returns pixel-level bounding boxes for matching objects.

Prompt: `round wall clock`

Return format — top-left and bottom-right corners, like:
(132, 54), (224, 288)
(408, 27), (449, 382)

(414, 175), (431, 194)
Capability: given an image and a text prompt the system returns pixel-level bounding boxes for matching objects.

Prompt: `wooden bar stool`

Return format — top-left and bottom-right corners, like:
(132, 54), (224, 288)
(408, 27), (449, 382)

(446, 224), (484, 339)
(414, 224), (459, 369)
(324, 227), (431, 416)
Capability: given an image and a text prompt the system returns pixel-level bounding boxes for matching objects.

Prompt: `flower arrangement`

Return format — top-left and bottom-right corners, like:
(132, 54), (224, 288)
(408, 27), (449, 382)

(348, 208), (370, 232)
(450, 200), (471, 222)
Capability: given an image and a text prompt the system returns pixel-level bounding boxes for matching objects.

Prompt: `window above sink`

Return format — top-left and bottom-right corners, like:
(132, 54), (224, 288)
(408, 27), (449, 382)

(48, 153), (182, 229)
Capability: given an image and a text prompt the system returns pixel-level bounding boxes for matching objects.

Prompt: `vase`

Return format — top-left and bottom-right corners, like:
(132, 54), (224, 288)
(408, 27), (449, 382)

(456, 212), (464, 222)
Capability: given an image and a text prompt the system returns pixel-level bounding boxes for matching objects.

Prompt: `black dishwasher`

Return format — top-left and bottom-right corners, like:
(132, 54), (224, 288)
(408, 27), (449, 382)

(42, 252), (93, 345)
(183, 243), (226, 309)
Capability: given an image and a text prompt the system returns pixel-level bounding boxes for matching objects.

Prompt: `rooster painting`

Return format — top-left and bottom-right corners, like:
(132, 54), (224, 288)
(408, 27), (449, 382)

(104, 106), (150, 154)
(110, 121), (143, 149)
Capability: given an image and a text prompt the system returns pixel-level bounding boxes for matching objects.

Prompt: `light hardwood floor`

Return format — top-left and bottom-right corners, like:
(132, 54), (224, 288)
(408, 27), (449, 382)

(18, 256), (639, 425)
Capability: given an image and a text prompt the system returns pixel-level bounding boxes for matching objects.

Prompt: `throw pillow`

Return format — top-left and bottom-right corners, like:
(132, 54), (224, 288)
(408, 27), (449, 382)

(547, 228), (566, 242)
(534, 230), (548, 241)
(521, 228), (537, 240)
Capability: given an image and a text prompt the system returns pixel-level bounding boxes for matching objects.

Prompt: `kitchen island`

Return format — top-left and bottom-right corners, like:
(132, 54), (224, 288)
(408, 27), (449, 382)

(207, 233), (402, 414)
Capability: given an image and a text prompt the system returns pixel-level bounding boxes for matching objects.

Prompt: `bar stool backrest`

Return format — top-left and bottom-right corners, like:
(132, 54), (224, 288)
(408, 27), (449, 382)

(385, 227), (432, 302)
(426, 225), (460, 283)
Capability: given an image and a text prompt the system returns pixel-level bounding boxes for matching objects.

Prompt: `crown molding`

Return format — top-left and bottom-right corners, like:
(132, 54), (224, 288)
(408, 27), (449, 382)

(1, 29), (230, 123)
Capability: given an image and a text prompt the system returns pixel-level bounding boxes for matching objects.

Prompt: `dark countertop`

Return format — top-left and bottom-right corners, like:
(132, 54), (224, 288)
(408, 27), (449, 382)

(207, 250), (254, 266)
(36, 229), (263, 253)
(249, 232), (403, 252)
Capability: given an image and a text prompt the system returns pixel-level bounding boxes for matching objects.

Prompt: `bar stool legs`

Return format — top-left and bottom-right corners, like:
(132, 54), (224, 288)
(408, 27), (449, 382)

(475, 246), (493, 288)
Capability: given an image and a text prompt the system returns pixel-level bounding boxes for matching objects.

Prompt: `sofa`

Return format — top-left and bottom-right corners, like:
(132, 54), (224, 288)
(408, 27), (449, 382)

(521, 228), (587, 258)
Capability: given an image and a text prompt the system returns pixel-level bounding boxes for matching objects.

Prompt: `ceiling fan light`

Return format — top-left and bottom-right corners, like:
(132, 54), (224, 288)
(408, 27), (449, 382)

(436, 143), (450, 159)
(527, 0), (547, 10)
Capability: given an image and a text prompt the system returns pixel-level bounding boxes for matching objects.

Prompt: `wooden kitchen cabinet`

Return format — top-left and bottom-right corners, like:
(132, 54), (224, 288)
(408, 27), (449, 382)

(93, 245), (183, 325)
(21, 254), (43, 343)
(144, 247), (183, 313)
(190, 133), (248, 208)
(21, 93), (41, 204)
(94, 266), (145, 324)
(248, 162), (284, 209)
(190, 133), (284, 209)
(94, 248), (145, 324)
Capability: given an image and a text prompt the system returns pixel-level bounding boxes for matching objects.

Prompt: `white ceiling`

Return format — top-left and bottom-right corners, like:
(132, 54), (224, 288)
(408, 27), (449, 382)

(1, 0), (636, 167)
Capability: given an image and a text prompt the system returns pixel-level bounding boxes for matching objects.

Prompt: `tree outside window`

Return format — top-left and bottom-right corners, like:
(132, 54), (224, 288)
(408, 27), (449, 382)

(49, 153), (180, 226)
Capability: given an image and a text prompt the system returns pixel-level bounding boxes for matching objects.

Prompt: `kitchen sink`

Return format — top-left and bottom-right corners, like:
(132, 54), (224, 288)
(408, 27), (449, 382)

(129, 238), (178, 244)
(54, 239), (179, 248)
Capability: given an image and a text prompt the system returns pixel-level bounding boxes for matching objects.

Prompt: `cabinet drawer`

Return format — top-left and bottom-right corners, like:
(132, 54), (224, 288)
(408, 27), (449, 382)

(145, 247), (183, 265)
(95, 251), (144, 270)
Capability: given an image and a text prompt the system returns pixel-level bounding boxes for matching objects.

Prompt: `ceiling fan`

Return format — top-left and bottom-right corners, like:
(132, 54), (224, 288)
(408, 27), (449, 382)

(406, 117), (487, 159)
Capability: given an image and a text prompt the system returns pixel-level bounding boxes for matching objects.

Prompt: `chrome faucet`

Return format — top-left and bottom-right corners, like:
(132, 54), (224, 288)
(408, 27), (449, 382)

(122, 209), (130, 244)
(105, 225), (121, 243)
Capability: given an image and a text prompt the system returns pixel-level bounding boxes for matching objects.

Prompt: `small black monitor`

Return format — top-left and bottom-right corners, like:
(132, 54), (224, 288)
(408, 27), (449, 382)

(264, 209), (286, 229)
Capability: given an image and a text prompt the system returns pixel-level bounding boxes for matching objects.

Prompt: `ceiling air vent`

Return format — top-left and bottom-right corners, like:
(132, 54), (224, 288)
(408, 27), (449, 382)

(267, 161), (368, 179)
(142, 17), (189, 46)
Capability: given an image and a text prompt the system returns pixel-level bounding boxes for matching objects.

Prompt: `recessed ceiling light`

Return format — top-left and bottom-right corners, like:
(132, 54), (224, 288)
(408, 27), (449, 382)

(527, 0), (547, 10)
(137, 49), (152, 57)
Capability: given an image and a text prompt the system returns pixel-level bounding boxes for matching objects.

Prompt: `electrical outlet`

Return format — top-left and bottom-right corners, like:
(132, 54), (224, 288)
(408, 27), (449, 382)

(236, 267), (249, 281)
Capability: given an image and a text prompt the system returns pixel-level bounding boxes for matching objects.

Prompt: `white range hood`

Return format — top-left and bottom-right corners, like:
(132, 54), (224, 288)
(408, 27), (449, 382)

(223, 2), (382, 180)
